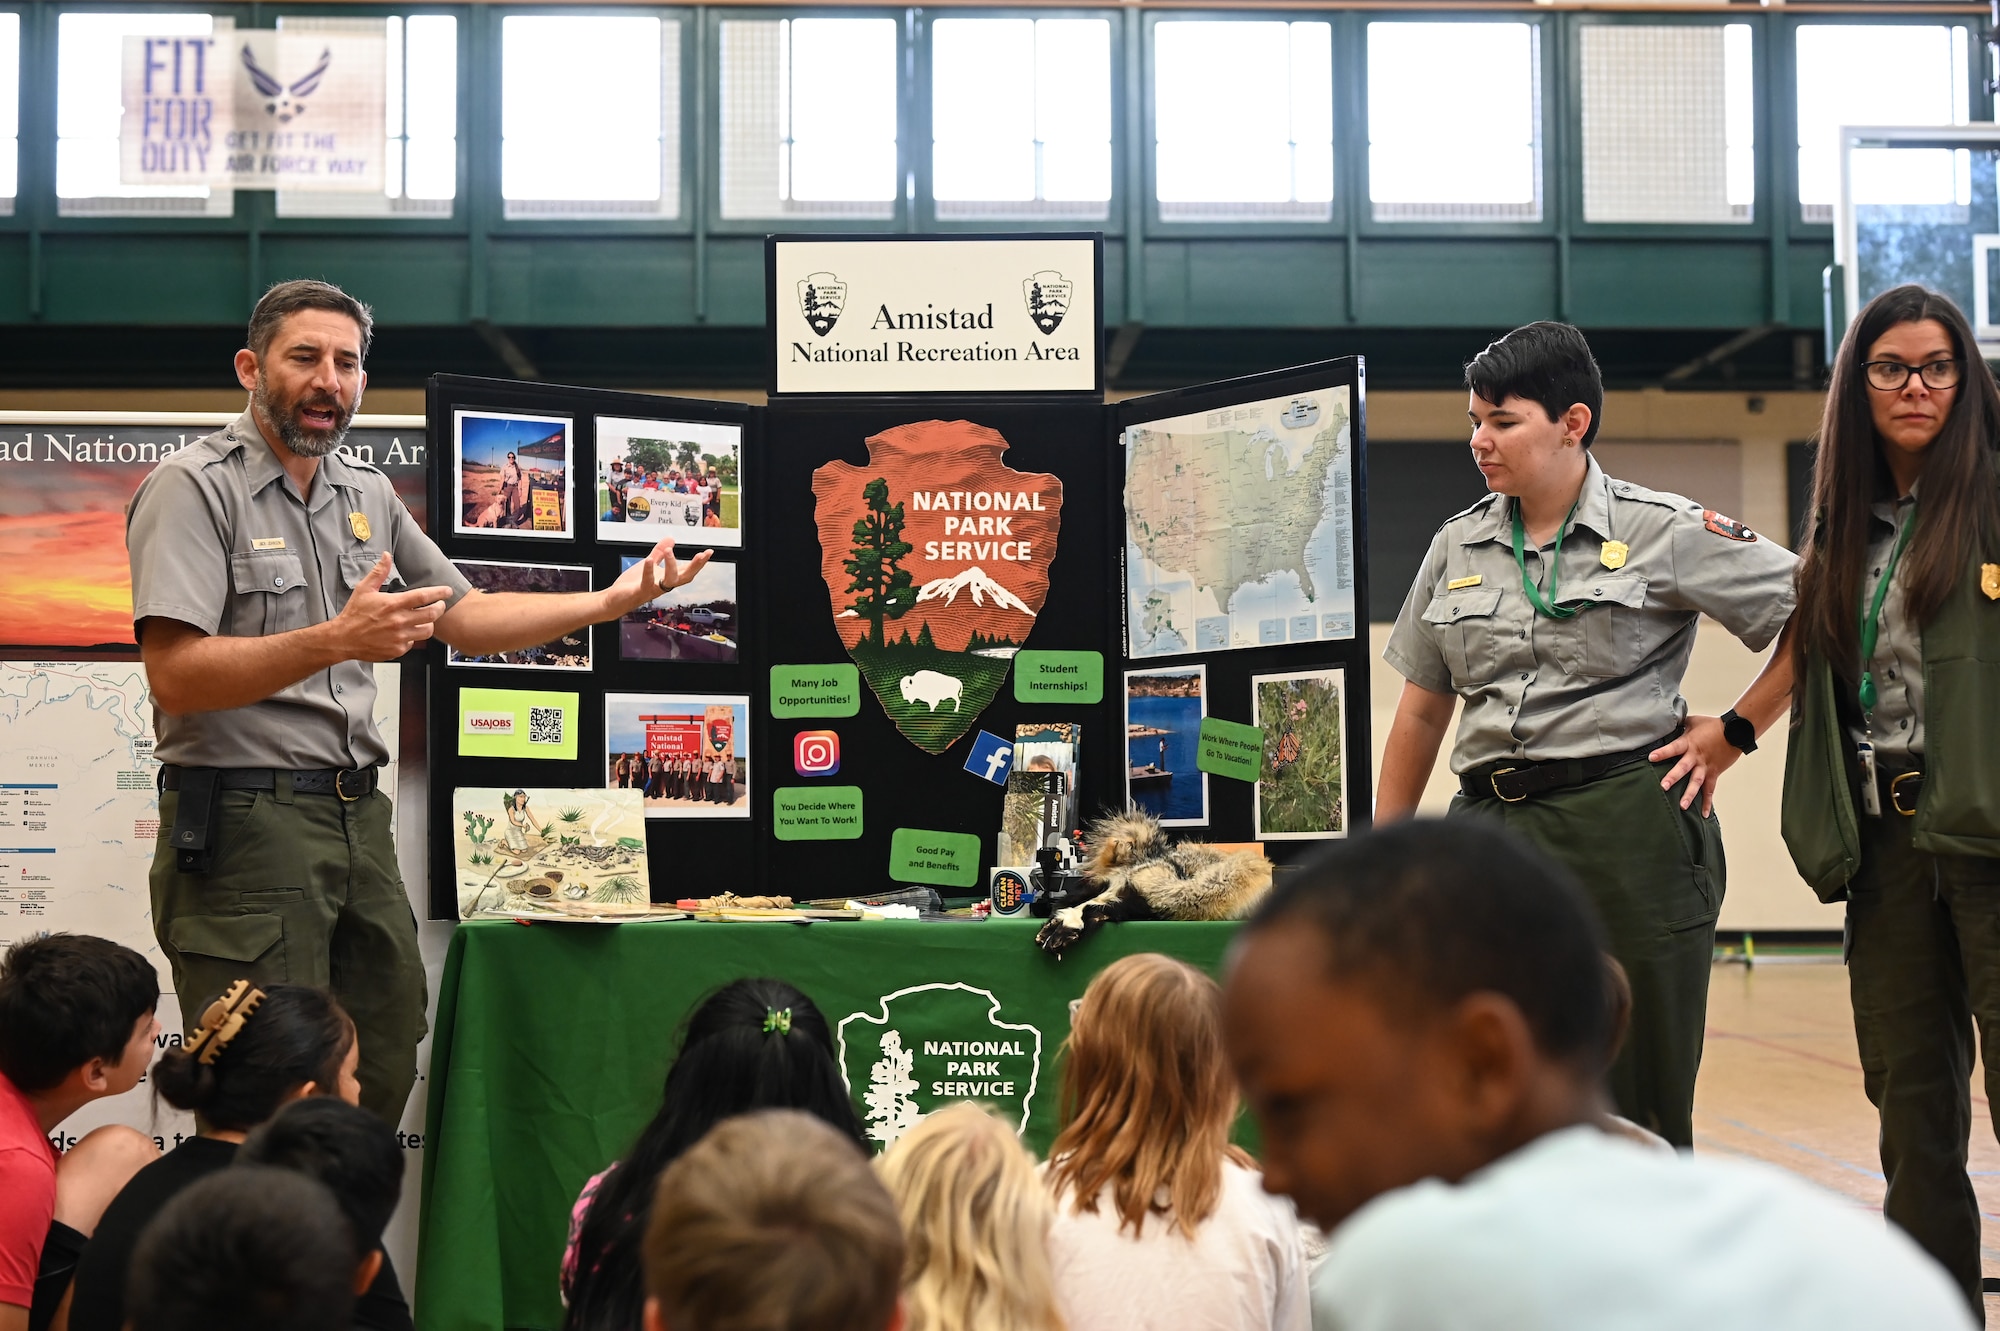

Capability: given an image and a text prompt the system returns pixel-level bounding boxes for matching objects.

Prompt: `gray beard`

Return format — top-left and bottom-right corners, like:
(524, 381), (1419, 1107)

(254, 375), (352, 458)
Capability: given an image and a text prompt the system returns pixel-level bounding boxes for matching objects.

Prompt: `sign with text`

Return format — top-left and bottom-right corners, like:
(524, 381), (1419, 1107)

(770, 664), (862, 718)
(1196, 716), (1264, 783)
(1013, 650), (1103, 705)
(121, 20), (387, 192)
(773, 787), (865, 840)
(888, 828), (983, 888)
(769, 235), (1101, 396)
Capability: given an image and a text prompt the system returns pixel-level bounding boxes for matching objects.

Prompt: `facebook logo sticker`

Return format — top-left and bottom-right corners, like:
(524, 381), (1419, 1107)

(964, 730), (1015, 786)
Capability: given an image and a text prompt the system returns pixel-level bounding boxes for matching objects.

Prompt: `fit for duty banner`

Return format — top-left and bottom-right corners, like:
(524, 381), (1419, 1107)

(120, 19), (387, 192)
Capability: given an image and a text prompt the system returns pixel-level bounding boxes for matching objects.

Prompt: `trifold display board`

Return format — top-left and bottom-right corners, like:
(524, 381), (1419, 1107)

(424, 233), (1369, 920)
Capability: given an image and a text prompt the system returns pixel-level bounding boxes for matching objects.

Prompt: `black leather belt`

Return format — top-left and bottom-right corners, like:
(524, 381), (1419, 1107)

(1460, 732), (1680, 804)
(160, 765), (380, 801)
(1877, 764), (1924, 817)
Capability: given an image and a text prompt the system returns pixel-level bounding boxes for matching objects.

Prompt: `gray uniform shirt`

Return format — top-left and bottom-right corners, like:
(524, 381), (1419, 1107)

(127, 409), (471, 769)
(1386, 453), (1798, 772)
(1847, 492), (1924, 763)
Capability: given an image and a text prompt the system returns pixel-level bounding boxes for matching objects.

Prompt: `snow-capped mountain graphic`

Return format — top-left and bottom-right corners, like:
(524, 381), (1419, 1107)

(915, 566), (1033, 615)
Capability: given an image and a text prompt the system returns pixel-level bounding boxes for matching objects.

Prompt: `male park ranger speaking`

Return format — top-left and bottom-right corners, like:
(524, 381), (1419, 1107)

(127, 279), (711, 1123)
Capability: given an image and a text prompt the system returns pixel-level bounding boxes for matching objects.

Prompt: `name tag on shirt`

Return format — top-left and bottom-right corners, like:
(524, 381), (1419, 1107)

(251, 537), (287, 550)
(1447, 575), (1483, 590)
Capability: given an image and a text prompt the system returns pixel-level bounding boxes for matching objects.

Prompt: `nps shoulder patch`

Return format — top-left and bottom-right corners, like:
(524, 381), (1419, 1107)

(1702, 510), (1757, 542)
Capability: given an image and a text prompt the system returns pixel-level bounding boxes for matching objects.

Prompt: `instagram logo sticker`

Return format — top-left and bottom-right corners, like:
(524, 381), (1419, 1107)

(794, 730), (841, 777)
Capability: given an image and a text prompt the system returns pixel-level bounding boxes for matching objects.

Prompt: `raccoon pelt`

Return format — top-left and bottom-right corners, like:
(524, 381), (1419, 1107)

(1034, 811), (1272, 957)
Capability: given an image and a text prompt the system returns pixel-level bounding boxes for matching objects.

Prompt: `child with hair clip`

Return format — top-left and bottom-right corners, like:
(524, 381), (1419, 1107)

(64, 981), (377, 1331)
(561, 978), (867, 1331)
(876, 1102), (1065, 1331)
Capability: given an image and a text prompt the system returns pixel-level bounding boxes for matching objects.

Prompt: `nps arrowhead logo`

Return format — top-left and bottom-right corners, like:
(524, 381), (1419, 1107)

(1022, 270), (1072, 336)
(811, 421), (1063, 754)
(836, 982), (1045, 1152)
(799, 272), (847, 337)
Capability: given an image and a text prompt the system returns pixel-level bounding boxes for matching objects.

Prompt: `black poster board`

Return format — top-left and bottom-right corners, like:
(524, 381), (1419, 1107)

(423, 376), (757, 920)
(422, 269), (1368, 918)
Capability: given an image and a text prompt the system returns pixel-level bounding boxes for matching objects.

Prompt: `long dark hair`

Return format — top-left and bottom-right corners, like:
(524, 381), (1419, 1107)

(562, 978), (867, 1331)
(1794, 285), (2000, 681)
(152, 984), (354, 1134)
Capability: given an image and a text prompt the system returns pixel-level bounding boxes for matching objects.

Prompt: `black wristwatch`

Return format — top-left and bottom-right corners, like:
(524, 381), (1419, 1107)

(1720, 709), (1758, 755)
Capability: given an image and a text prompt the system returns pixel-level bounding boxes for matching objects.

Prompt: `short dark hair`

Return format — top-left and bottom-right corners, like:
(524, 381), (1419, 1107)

(0, 933), (158, 1092)
(644, 1110), (904, 1331)
(1245, 819), (1611, 1070)
(247, 279), (374, 360)
(152, 984), (355, 1133)
(129, 1166), (357, 1331)
(240, 1099), (404, 1252)
(1465, 321), (1604, 448)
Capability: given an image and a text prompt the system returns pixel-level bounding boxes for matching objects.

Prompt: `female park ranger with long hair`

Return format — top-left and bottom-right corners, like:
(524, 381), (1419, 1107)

(1783, 285), (2000, 1315)
(1376, 321), (1799, 1149)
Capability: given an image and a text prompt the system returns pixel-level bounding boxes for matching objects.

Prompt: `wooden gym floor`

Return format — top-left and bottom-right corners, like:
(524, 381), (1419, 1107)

(1697, 957), (2000, 1320)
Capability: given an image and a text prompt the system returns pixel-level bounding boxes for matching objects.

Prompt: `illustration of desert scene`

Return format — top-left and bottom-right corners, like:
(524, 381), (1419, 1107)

(811, 420), (1064, 753)
(452, 787), (650, 919)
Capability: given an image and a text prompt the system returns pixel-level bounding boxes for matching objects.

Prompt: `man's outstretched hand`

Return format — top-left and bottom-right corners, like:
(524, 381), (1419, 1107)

(335, 552), (453, 661)
(608, 540), (714, 615)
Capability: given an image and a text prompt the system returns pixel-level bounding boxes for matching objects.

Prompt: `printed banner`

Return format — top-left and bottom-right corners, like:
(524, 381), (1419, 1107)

(771, 237), (1100, 395)
(121, 20), (387, 191)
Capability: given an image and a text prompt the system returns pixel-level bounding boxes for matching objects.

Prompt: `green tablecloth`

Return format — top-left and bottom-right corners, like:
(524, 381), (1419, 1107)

(415, 917), (1242, 1331)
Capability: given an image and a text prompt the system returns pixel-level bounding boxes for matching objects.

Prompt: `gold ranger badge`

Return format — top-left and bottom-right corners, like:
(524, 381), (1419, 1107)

(349, 512), (371, 542)
(1983, 564), (2000, 601)
(1600, 541), (1629, 570)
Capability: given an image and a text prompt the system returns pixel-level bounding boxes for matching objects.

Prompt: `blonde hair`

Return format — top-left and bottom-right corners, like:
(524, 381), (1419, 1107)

(1045, 953), (1248, 1239)
(875, 1103), (1064, 1331)
(643, 1109), (903, 1331)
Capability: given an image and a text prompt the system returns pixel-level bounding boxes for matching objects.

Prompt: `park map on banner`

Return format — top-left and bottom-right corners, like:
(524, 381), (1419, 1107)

(0, 662), (400, 977)
(121, 19), (387, 192)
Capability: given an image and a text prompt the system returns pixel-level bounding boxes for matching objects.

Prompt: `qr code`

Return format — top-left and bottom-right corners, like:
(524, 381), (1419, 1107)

(528, 707), (565, 746)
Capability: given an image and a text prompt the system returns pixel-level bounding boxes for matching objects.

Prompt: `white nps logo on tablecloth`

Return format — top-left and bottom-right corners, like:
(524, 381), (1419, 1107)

(836, 982), (1043, 1151)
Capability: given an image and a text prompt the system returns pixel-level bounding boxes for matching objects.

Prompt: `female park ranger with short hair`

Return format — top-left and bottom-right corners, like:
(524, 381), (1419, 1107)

(1783, 285), (2000, 1316)
(1376, 321), (1799, 1147)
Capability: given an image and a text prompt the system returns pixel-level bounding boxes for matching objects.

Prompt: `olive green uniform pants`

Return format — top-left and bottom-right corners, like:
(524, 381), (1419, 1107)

(150, 784), (427, 1124)
(1846, 812), (2000, 1316)
(1451, 760), (1724, 1147)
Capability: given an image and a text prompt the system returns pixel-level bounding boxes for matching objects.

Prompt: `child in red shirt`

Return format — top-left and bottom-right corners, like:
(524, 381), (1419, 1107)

(0, 934), (161, 1331)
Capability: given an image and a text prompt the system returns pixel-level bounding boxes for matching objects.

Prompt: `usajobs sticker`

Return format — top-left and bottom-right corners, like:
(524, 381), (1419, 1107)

(1702, 510), (1757, 542)
(1982, 564), (2000, 601)
(1599, 540), (1629, 570)
(348, 512), (372, 542)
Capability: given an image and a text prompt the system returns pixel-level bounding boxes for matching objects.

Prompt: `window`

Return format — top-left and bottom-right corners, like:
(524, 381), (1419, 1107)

(1580, 24), (1753, 224)
(277, 15), (457, 219)
(57, 12), (232, 216)
(1368, 21), (1540, 223)
(719, 17), (898, 220)
(502, 15), (678, 219)
(0, 14), (17, 214)
(1795, 25), (1968, 223)
(931, 17), (1110, 220)
(1153, 20), (1331, 223)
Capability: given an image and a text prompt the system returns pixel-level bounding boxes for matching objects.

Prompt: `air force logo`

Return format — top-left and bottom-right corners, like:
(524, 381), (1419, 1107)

(799, 273), (847, 337)
(1022, 271), (1072, 336)
(243, 44), (332, 123)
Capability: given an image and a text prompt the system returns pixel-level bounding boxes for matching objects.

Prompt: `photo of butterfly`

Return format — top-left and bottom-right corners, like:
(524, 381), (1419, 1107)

(1252, 670), (1346, 840)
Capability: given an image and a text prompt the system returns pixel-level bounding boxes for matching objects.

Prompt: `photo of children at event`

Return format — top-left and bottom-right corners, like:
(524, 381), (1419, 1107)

(604, 693), (751, 818)
(456, 410), (571, 537)
(596, 416), (743, 547)
(617, 557), (738, 664)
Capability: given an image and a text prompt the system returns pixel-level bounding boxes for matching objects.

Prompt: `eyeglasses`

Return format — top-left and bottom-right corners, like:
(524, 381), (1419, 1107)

(1862, 359), (1963, 392)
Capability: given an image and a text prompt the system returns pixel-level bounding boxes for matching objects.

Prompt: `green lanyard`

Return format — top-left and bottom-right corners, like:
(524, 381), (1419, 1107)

(1857, 501), (1917, 715)
(1512, 498), (1582, 620)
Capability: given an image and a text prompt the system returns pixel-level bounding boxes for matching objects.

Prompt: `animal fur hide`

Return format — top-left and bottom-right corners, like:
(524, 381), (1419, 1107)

(1034, 811), (1273, 956)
